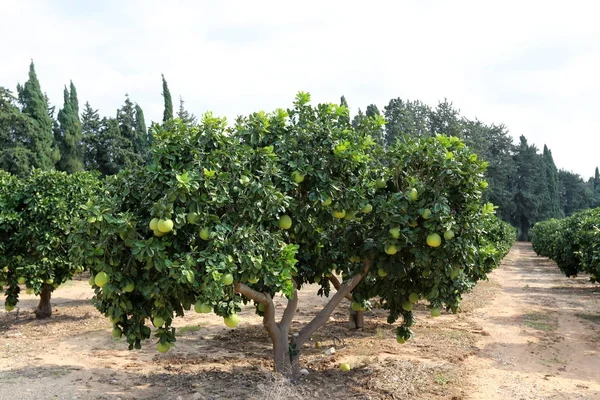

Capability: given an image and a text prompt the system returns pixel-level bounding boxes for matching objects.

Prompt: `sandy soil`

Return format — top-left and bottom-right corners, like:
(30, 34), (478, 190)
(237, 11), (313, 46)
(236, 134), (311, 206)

(0, 242), (598, 400)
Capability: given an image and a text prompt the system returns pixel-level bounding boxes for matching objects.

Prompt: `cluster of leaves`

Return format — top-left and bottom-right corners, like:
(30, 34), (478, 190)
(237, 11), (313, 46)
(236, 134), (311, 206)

(0, 169), (101, 311)
(67, 93), (515, 354)
(531, 208), (600, 281)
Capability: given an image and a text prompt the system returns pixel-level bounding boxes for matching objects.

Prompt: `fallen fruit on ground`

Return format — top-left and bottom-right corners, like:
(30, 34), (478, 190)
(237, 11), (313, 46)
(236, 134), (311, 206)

(339, 363), (351, 372)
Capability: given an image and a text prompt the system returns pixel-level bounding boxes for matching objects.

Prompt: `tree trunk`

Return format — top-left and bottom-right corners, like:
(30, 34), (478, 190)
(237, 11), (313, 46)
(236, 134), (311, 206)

(35, 285), (52, 319)
(272, 332), (301, 376)
(235, 263), (370, 378)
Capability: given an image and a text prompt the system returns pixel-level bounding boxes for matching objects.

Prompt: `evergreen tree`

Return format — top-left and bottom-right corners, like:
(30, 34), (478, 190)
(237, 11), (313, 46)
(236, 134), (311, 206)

(558, 170), (593, 216)
(134, 104), (148, 151)
(16, 61), (59, 169)
(365, 104), (384, 144)
(0, 87), (37, 176)
(540, 145), (562, 219)
(69, 81), (79, 117)
(56, 83), (84, 173)
(430, 99), (463, 137)
(177, 96), (197, 125)
(462, 120), (516, 222)
(161, 74), (173, 122)
(339, 95), (350, 125)
(81, 102), (102, 171)
(351, 108), (365, 128)
(383, 98), (432, 145)
(594, 167), (599, 190)
(511, 136), (547, 239)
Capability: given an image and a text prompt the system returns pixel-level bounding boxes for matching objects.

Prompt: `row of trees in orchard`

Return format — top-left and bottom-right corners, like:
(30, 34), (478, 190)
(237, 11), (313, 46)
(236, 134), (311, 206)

(1, 93), (515, 376)
(530, 208), (600, 282)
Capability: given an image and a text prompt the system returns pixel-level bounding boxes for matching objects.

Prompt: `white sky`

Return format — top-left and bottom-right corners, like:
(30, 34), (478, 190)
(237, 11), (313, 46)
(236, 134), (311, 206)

(1, 0), (599, 178)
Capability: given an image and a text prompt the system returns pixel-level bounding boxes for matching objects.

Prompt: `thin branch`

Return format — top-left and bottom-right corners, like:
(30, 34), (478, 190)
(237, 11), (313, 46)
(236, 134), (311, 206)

(328, 275), (353, 301)
(297, 260), (370, 345)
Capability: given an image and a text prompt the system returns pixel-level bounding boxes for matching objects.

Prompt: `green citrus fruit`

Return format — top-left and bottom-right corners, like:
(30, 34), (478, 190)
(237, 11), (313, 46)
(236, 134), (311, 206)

(157, 219), (174, 233)
(408, 292), (419, 303)
(157, 342), (170, 353)
(224, 314), (239, 328)
(444, 230), (455, 240)
(94, 271), (110, 287)
(149, 218), (159, 231)
(385, 244), (398, 255)
(199, 227), (210, 240)
(221, 274), (234, 285)
(426, 233), (442, 247)
(278, 215), (292, 230)
(332, 210), (346, 219)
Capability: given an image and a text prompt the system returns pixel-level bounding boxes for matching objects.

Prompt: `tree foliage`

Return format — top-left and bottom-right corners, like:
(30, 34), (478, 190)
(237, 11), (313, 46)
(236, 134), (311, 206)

(162, 74), (173, 122)
(56, 82), (85, 173)
(0, 170), (101, 317)
(69, 94), (514, 375)
(531, 208), (600, 282)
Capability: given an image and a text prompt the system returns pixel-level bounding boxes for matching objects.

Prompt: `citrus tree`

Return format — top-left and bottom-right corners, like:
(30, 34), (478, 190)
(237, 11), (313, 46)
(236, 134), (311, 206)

(531, 208), (600, 282)
(0, 169), (101, 317)
(71, 94), (513, 376)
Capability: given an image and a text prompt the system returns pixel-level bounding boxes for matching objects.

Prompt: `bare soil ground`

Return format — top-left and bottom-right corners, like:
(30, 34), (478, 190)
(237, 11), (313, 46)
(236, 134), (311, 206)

(1, 242), (599, 400)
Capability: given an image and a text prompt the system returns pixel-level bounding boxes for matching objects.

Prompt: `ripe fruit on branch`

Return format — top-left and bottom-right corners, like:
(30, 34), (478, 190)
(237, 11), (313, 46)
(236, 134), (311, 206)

(224, 314), (239, 328)
(332, 210), (346, 219)
(426, 233), (442, 247)
(94, 271), (110, 287)
(157, 219), (174, 233)
(278, 215), (292, 230)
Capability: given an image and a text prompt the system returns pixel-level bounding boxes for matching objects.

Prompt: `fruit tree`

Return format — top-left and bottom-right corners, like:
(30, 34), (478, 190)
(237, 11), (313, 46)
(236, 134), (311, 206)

(72, 93), (513, 376)
(0, 170), (100, 317)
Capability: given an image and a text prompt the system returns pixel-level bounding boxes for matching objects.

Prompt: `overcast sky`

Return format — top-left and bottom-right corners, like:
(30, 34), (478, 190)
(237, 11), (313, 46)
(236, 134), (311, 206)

(2, 0), (599, 178)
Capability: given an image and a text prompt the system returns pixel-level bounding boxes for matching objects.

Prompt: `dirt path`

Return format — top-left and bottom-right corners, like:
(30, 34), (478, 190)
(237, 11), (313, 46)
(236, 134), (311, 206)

(1, 243), (599, 399)
(465, 242), (600, 399)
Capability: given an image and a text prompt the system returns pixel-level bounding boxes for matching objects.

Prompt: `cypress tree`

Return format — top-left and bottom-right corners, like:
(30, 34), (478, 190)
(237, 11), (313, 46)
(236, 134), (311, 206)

(16, 61), (59, 169)
(595, 167), (600, 190)
(134, 104), (148, 152)
(339, 95), (350, 125)
(81, 102), (101, 171)
(541, 145), (562, 219)
(162, 74), (173, 122)
(177, 96), (197, 125)
(56, 83), (84, 173)
(0, 87), (37, 176)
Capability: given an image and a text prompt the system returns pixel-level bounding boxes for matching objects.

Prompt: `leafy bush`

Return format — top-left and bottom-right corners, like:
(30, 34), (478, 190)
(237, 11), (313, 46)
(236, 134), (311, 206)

(531, 208), (600, 281)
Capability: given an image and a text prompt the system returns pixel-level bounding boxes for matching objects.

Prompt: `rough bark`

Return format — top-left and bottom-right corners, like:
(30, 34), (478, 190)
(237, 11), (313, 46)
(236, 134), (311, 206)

(35, 285), (52, 319)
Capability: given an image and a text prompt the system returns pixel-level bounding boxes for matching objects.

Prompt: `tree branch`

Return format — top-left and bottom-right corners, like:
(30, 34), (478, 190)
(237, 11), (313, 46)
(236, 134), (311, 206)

(297, 260), (370, 345)
(234, 282), (269, 304)
(328, 275), (353, 301)
(235, 282), (279, 339)
(280, 288), (298, 328)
